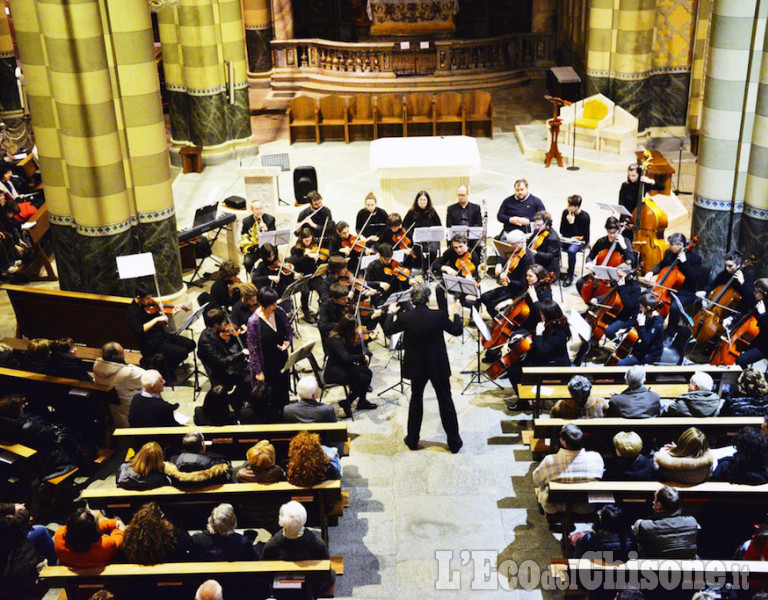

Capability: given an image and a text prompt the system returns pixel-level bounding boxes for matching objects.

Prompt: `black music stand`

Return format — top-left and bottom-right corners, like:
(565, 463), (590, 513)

(378, 331), (410, 397)
(174, 302), (208, 400)
(283, 275), (312, 335)
(261, 153), (291, 206)
(461, 306), (501, 394)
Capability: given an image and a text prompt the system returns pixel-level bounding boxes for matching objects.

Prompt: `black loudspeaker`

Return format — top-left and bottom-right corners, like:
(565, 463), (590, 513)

(293, 166), (318, 205)
(224, 195), (246, 210)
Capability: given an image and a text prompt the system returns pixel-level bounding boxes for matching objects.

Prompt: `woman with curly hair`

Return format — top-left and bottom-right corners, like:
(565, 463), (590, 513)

(286, 431), (340, 487)
(121, 502), (191, 564)
(722, 368), (768, 416)
(713, 426), (768, 485)
(116, 441), (171, 490)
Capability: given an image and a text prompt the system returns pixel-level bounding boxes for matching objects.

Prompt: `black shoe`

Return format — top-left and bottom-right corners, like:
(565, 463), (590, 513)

(338, 400), (353, 419)
(449, 439), (463, 454)
(564, 277), (573, 287)
(403, 436), (420, 451)
(302, 310), (316, 324)
(367, 385), (373, 392)
(507, 399), (531, 411)
(356, 399), (378, 410)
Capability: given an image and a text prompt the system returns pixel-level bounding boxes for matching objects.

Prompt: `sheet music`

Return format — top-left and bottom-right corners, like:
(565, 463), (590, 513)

(472, 307), (491, 342)
(587, 492), (615, 503)
(567, 309), (592, 343)
(259, 228), (291, 247)
(413, 226), (444, 243)
(597, 202), (632, 218)
(389, 331), (403, 350)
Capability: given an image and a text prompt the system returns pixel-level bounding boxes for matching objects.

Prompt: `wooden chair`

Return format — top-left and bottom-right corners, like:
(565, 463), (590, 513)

(347, 94), (375, 141)
(373, 93), (405, 138)
(434, 92), (465, 136)
(286, 95), (319, 144)
(17, 154), (43, 191)
(463, 91), (494, 138)
(17, 203), (57, 282)
(404, 92), (434, 137)
(317, 95), (349, 144)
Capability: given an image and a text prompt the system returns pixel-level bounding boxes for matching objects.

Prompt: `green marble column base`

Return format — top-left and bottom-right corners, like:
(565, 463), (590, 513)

(167, 90), (191, 144)
(740, 214), (768, 279)
(246, 29), (273, 74)
(692, 201), (741, 275)
(0, 58), (21, 112)
(137, 217), (184, 296)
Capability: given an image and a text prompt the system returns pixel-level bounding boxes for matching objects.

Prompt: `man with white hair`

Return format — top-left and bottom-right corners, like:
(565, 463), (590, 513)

(665, 372), (721, 417)
(607, 365), (661, 418)
(283, 376), (337, 424)
(480, 228), (535, 319)
(127, 369), (180, 427)
(93, 341), (146, 428)
(195, 579), (223, 600)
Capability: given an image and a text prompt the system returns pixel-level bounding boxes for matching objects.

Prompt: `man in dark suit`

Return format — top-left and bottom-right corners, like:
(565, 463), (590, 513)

(128, 369), (179, 427)
(283, 376), (337, 423)
(294, 191), (334, 242)
(240, 200), (276, 273)
(197, 307), (250, 409)
(446, 185), (482, 229)
(385, 283), (464, 453)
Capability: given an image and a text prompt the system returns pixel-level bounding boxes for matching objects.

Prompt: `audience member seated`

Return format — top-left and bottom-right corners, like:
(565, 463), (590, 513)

(0, 395), (80, 478)
(0, 342), (21, 369)
(0, 504), (47, 599)
(117, 441), (171, 490)
(654, 427), (713, 485)
(23, 338), (51, 374)
(572, 504), (636, 563)
(192, 503), (259, 561)
(712, 426), (768, 484)
(120, 501), (192, 564)
(632, 485), (698, 558)
(195, 580), (224, 600)
(603, 431), (654, 481)
(665, 372), (721, 417)
(128, 370), (180, 428)
(194, 385), (239, 426)
(54, 507), (125, 568)
(236, 440), (285, 483)
(1, 502), (56, 565)
(166, 431), (230, 487)
(607, 365), (661, 418)
(94, 342), (146, 429)
(262, 501), (334, 596)
(532, 424), (605, 514)
(550, 375), (608, 419)
(47, 337), (92, 382)
(286, 431), (341, 487)
(721, 368), (768, 416)
(740, 516), (768, 560)
(283, 376), (337, 424)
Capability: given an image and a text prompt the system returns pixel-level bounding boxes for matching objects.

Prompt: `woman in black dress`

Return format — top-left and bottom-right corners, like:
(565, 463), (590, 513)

(247, 287), (293, 416)
(403, 190), (441, 269)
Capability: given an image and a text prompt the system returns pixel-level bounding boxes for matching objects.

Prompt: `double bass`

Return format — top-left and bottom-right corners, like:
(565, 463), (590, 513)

(579, 222), (629, 304)
(647, 237), (700, 319)
(632, 150), (669, 272)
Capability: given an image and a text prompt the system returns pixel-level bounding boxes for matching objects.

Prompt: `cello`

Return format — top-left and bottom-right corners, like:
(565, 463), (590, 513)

(579, 221), (630, 304)
(604, 326), (640, 366)
(632, 150), (669, 272)
(691, 256), (756, 343)
(647, 237), (700, 319)
(585, 268), (640, 344)
(486, 333), (533, 380)
(710, 312), (760, 366)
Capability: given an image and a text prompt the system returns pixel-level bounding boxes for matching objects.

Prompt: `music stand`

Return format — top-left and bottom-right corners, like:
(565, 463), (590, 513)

(379, 289), (412, 309)
(590, 265), (619, 282)
(261, 153), (291, 206)
(360, 254), (378, 270)
(462, 307), (501, 394)
(413, 226), (444, 278)
(596, 202), (632, 219)
(283, 274), (312, 333)
(281, 340), (316, 390)
(174, 302), (209, 400)
(448, 226), (483, 241)
(259, 229), (291, 247)
(378, 331), (410, 397)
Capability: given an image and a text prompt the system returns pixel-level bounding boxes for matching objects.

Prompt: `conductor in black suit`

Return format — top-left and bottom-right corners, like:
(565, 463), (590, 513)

(240, 200), (276, 273)
(385, 283), (464, 453)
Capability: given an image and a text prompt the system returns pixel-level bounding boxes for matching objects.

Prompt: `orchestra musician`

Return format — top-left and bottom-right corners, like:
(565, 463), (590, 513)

(325, 314), (377, 418)
(434, 233), (480, 312)
(294, 191), (334, 241)
(590, 263), (642, 344)
(722, 278), (768, 368)
(644, 232), (703, 337)
(380, 213), (419, 269)
(576, 217), (634, 296)
(229, 283), (259, 328)
(404, 190), (442, 268)
(497, 178), (546, 237)
(559, 195), (591, 287)
(365, 243), (417, 303)
(446, 184), (482, 228)
(696, 251), (755, 321)
(355, 192), (388, 245)
(209, 259), (241, 311)
(290, 226), (328, 324)
(251, 243), (300, 306)
(197, 308), (250, 410)
(126, 286), (195, 385)
(329, 221), (371, 273)
(239, 200), (276, 273)
(611, 293), (665, 366)
(318, 283), (353, 340)
(618, 163), (664, 240)
(528, 211), (561, 278)
(480, 229), (533, 319)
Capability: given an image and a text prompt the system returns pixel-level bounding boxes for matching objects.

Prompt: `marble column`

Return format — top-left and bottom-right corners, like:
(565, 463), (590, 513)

(692, 0), (765, 272)
(271, 0), (293, 40)
(688, 0), (714, 131)
(0, 7), (20, 112)
(243, 0), (273, 75)
(9, 0), (182, 296)
(741, 17), (768, 278)
(157, 0), (255, 164)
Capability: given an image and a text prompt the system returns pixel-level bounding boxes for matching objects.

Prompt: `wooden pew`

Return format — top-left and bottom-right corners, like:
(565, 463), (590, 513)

(41, 559), (342, 600)
(1, 284), (139, 350)
(552, 558), (758, 599)
(19, 203), (56, 282)
(0, 336), (142, 366)
(521, 365), (741, 418)
(82, 480), (343, 544)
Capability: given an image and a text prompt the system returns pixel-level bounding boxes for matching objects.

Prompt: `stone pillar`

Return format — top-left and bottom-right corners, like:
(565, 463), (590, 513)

(0, 6), (20, 111)
(9, 0), (183, 296)
(157, 0), (255, 165)
(692, 0), (765, 272)
(741, 19), (768, 277)
(271, 0), (293, 40)
(243, 0), (272, 75)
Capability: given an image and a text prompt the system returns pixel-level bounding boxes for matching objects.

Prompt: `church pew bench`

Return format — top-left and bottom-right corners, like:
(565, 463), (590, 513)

(550, 558), (761, 599)
(520, 365), (741, 418)
(0, 337), (142, 366)
(1, 284), (139, 350)
(82, 480), (343, 545)
(42, 558), (343, 600)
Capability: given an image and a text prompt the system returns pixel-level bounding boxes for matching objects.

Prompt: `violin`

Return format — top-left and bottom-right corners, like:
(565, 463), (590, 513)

(307, 244), (330, 262)
(269, 260), (298, 277)
(580, 222), (629, 304)
(499, 248), (525, 285)
(691, 257), (756, 343)
(486, 333), (533, 380)
(528, 227), (549, 251)
(632, 150), (669, 272)
(355, 325), (378, 343)
(218, 322), (242, 341)
(342, 234), (369, 255)
(710, 313), (760, 366)
(383, 260), (411, 282)
(647, 236), (700, 318)
(455, 253), (476, 277)
(144, 298), (190, 316)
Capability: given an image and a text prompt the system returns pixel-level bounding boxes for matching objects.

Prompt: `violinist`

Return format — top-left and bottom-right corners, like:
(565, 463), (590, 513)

(210, 259), (242, 311)
(559, 195), (591, 287)
(380, 213), (419, 269)
(480, 229), (533, 319)
(251, 243), (300, 304)
(294, 191), (334, 241)
(404, 190), (442, 268)
(318, 283), (352, 340)
(325, 314), (377, 418)
(126, 286), (196, 385)
(197, 308), (250, 410)
(497, 178), (546, 236)
(355, 192), (388, 244)
(696, 251), (755, 322)
(230, 283), (259, 328)
(434, 233), (480, 312)
(528, 211), (561, 278)
(329, 221), (370, 273)
(644, 232), (703, 337)
(290, 226), (328, 324)
(722, 278), (768, 368)
(618, 163), (664, 239)
(589, 263), (641, 345)
(239, 200), (276, 273)
(611, 293), (664, 366)
(576, 217), (633, 296)
(365, 243), (416, 301)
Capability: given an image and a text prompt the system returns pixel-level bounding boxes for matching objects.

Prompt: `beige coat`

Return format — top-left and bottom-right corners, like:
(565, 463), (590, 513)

(93, 358), (145, 428)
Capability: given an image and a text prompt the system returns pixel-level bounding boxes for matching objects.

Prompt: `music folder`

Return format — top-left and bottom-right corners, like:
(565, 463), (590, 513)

(259, 228), (291, 247)
(597, 202), (632, 218)
(590, 265), (619, 281)
(413, 226), (444, 243)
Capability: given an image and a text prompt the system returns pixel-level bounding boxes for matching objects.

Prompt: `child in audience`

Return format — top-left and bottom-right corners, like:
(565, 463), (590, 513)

(54, 507), (124, 568)
(654, 427), (713, 485)
(572, 504), (636, 562)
